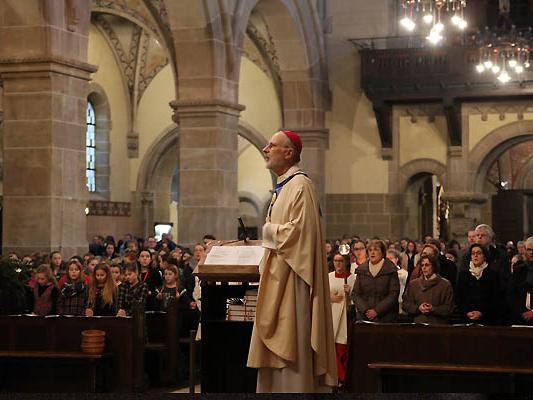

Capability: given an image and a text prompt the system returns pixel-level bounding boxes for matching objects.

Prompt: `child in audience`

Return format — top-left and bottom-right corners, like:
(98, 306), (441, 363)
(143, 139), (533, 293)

(33, 265), (58, 316)
(50, 251), (64, 280)
(117, 263), (148, 316)
(138, 249), (162, 310)
(57, 259), (88, 315)
(85, 256), (100, 277)
(156, 265), (192, 310)
(86, 263), (117, 316)
(110, 264), (123, 286)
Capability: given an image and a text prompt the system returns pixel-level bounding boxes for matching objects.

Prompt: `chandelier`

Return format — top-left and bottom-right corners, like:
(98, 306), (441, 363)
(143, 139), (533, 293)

(474, 27), (532, 84)
(400, 0), (468, 45)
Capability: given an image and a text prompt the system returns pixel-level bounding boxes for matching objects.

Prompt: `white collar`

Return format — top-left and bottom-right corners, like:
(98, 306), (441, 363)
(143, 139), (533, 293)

(276, 165), (302, 184)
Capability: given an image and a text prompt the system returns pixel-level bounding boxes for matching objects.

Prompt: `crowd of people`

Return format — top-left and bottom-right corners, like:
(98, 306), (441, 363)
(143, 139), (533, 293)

(4, 222), (533, 389)
(6, 233), (217, 329)
(326, 224), (533, 386)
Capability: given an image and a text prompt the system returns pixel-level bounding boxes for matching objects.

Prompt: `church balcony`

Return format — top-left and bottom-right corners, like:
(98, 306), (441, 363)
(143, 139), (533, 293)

(350, 35), (533, 150)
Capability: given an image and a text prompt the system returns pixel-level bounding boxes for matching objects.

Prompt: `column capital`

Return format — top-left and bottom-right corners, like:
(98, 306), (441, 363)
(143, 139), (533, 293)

(448, 146), (463, 157)
(285, 128), (329, 149)
(442, 192), (488, 204)
(0, 57), (97, 80)
(169, 99), (245, 123)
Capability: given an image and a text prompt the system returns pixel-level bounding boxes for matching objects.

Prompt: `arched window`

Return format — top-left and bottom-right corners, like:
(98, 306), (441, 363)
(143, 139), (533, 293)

(86, 102), (96, 192)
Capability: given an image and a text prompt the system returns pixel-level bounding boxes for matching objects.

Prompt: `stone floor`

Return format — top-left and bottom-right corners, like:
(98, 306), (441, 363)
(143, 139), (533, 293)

(170, 384), (201, 393)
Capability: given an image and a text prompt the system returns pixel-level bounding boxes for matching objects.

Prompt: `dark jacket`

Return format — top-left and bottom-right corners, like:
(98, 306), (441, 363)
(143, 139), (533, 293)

(57, 282), (88, 316)
(438, 255), (457, 291)
(88, 287), (117, 316)
(505, 261), (533, 325)
(140, 268), (163, 311)
(402, 275), (454, 325)
(351, 258), (400, 322)
(455, 266), (500, 325)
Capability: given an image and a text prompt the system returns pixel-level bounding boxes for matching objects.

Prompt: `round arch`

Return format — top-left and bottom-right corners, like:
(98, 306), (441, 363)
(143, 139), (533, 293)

(234, 0), (326, 75)
(516, 155), (533, 189)
(398, 158), (447, 193)
(137, 122), (274, 194)
(234, 0), (328, 126)
(136, 124), (179, 194)
(470, 120), (533, 193)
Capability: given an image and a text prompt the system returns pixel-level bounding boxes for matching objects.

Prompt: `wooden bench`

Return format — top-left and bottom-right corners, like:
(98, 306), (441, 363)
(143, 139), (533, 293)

(0, 351), (112, 392)
(144, 298), (199, 390)
(0, 305), (145, 392)
(368, 362), (533, 393)
(145, 300), (179, 386)
(346, 323), (533, 393)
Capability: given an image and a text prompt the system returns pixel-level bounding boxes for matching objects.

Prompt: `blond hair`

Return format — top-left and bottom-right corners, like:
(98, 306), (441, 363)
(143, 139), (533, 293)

(88, 263), (116, 307)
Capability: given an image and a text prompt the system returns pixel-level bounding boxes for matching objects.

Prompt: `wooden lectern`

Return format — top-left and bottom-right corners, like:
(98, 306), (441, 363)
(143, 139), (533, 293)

(193, 240), (262, 393)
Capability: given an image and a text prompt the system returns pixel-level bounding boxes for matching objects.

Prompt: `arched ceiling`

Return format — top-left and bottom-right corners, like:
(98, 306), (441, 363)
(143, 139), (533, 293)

(91, 0), (169, 103)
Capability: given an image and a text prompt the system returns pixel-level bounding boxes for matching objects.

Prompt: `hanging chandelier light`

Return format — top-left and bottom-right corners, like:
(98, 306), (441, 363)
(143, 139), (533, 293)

(400, 0), (468, 45)
(474, 27), (532, 84)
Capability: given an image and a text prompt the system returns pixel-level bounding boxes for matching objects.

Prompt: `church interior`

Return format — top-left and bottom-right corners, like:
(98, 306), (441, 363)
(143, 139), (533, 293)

(1, 0), (533, 394)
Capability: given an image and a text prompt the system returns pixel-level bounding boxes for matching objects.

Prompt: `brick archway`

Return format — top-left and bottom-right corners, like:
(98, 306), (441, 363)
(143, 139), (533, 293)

(398, 158), (447, 193)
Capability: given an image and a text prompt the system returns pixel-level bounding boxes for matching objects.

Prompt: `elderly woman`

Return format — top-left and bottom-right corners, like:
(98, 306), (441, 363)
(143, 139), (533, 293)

(455, 244), (500, 325)
(402, 254), (454, 325)
(351, 239), (400, 322)
(329, 252), (356, 386)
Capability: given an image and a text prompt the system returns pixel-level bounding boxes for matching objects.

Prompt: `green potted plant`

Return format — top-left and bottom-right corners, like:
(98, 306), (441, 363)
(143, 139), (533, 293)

(0, 258), (32, 315)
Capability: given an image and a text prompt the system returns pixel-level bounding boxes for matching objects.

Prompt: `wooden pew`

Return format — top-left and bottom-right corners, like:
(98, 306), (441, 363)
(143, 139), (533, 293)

(346, 323), (533, 393)
(0, 305), (145, 392)
(144, 298), (200, 387)
(145, 299), (179, 386)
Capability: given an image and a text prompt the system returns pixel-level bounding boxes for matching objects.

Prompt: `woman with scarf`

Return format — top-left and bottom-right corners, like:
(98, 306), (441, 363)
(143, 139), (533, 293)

(455, 244), (500, 325)
(329, 252), (356, 387)
(402, 254), (454, 324)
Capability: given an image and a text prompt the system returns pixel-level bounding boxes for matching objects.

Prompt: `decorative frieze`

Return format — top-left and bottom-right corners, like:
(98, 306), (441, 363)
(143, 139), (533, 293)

(87, 200), (131, 217)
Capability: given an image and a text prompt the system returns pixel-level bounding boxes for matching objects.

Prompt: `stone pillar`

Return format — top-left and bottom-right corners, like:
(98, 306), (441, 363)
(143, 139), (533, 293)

(0, 60), (95, 256)
(141, 192), (154, 239)
(443, 192), (488, 245)
(0, 0), (94, 257)
(293, 128), (329, 211)
(171, 100), (244, 244)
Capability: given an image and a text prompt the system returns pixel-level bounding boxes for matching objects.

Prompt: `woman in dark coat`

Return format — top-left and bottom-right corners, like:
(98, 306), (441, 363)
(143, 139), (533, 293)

(351, 239), (400, 322)
(455, 244), (500, 325)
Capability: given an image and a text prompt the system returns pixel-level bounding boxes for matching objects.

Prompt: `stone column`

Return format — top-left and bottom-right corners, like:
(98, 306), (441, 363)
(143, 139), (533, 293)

(292, 128), (329, 211)
(0, 60), (95, 257)
(171, 100), (244, 244)
(140, 192), (155, 239)
(0, 0), (94, 257)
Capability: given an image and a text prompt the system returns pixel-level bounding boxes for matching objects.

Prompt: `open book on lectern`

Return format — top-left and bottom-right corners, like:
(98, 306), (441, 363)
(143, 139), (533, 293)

(193, 239), (263, 283)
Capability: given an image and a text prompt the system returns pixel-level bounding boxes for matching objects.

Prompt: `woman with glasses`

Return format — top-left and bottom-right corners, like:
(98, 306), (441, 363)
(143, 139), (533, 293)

(402, 254), (454, 325)
(455, 244), (500, 325)
(351, 239), (400, 322)
(350, 239), (367, 274)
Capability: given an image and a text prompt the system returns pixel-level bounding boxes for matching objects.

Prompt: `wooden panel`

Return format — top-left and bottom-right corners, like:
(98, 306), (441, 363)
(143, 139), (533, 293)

(346, 323), (533, 393)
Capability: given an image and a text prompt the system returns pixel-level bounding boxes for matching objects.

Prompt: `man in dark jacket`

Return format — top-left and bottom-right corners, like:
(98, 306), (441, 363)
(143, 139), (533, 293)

(506, 237), (533, 325)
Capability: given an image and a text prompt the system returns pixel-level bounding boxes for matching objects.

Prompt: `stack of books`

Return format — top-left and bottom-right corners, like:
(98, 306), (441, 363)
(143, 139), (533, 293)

(226, 288), (258, 321)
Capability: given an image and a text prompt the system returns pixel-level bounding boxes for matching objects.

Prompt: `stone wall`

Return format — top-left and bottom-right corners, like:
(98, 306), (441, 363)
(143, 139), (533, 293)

(325, 193), (408, 240)
(87, 216), (132, 243)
